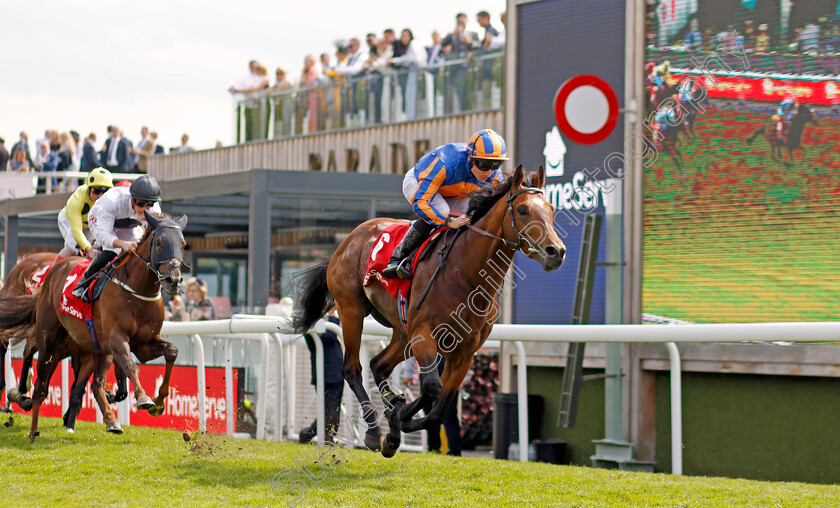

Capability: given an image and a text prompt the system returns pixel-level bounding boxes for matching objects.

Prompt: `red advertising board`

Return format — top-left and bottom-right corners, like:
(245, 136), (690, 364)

(672, 71), (840, 106)
(8, 359), (237, 434)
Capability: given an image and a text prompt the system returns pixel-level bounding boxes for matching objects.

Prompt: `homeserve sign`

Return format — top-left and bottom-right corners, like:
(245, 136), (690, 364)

(542, 126), (611, 212)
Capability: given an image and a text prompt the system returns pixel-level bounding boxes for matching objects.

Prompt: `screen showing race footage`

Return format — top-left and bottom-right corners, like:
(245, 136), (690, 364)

(643, 0), (840, 323)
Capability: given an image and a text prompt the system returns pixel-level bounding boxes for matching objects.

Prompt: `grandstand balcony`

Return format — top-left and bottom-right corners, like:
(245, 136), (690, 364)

(148, 52), (505, 181)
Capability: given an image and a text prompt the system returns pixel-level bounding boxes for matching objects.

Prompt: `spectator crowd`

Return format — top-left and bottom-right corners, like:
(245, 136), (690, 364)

(228, 10), (506, 141)
(2, 126), (198, 188)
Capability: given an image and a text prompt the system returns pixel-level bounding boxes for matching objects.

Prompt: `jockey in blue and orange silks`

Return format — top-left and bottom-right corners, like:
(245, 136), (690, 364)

(381, 128), (508, 280)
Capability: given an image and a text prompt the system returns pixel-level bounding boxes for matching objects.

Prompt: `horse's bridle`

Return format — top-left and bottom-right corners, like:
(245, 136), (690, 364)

(106, 225), (187, 300)
(466, 186), (546, 255)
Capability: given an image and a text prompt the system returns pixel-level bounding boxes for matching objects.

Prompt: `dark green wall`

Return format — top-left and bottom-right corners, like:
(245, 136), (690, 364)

(520, 366), (605, 466)
(655, 371), (840, 484)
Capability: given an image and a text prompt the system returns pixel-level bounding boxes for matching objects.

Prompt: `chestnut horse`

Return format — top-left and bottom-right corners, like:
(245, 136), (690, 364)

(293, 166), (565, 456)
(0, 253), (128, 432)
(0, 211), (187, 440)
(0, 253), (56, 409)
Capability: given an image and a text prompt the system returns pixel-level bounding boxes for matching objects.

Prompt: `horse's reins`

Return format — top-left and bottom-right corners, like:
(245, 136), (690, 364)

(465, 186), (546, 256)
(418, 186), (547, 307)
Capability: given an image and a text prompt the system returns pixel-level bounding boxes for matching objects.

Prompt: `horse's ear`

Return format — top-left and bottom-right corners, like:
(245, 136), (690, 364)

(513, 164), (524, 188)
(144, 210), (160, 229)
(533, 165), (545, 189)
(176, 214), (188, 230)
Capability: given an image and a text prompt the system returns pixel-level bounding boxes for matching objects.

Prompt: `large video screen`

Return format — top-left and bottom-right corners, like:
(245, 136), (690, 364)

(643, 1), (840, 322)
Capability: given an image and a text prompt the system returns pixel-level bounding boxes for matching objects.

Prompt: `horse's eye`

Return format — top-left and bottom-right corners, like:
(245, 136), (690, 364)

(517, 205), (528, 216)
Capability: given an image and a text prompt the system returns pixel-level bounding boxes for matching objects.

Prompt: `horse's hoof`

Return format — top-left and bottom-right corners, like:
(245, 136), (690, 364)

(106, 391), (116, 404)
(147, 405), (165, 417)
(29, 431), (39, 443)
(7, 388), (20, 403)
(115, 390), (128, 403)
(364, 431), (382, 452)
(16, 397), (32, 412)
(66, 428), (75, 434)
(106, 421), (123, 434)
(381, 434), (400, 458)
(136, 396), (155, 410)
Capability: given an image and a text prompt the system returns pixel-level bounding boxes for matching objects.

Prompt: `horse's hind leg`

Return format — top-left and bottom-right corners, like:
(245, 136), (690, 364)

(337, 302), (382, 451)
(28, 339), (65, 442)
(370, 331), (410, 457)
(64, 354), (94, 432)
(90, 355), (121, 433)
(14, 346), (37, 411)
(0, 340), (6, 399)
(113, 360), (128, 403)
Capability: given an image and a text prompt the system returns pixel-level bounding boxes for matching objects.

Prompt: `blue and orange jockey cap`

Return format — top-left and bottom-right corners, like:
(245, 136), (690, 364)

(466, 129), (509, 161)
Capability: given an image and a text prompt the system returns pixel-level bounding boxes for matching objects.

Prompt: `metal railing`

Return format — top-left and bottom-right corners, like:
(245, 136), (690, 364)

(9, 315), (838, 472)
(0, 171), (145, 199)
(233, 52), (504, 143)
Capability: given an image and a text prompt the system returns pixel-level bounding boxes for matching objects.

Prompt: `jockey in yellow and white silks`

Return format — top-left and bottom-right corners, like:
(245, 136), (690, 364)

(57, 167), (114, 260)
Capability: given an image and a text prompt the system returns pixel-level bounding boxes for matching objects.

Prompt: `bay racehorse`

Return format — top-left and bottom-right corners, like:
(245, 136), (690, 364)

(293, 166), (565, 457)
(0, 253), (128, 429)
(0, 211), (187, 441)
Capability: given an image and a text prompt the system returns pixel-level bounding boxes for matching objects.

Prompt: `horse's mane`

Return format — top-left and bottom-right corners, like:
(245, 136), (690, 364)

(466, 172), (535, 224)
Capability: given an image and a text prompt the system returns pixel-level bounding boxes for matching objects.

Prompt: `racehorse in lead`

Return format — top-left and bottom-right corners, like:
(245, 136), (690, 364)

(0, 211), (187, 441)
(746, 103), (818, 164)
(293, 165), (565, 457)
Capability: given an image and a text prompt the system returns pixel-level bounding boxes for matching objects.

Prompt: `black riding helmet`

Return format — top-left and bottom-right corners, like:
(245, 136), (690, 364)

(130, 175), (161, 202)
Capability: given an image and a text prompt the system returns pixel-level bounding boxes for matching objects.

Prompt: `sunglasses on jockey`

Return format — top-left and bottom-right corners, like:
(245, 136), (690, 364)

(133, 198), (157, 208)
(473, 158), (504, 172)
(89, 186), (109, 195)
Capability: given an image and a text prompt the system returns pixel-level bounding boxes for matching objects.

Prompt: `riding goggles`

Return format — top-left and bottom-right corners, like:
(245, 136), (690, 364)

(473, 158), (504, 171)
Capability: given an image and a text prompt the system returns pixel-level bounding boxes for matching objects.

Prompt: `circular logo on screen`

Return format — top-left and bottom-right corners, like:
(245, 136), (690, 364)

(553, 75), (619, 145)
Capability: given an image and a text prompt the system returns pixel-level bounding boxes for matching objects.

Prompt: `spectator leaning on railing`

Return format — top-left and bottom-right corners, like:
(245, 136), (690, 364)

(10, 132), (33, 169)
(8, 146), (30, 172)
(268, 66), (293, 137)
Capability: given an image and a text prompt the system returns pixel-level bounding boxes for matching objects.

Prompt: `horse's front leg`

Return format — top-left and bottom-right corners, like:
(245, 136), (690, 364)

(398, 331), (444, 433)
(110, 336), (154, 411)
(132, 335), (178, 416)
(402, 355), (471, 435)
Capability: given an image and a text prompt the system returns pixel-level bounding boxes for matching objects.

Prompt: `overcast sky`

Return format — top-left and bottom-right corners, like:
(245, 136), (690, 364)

(2, 0), (506, 152)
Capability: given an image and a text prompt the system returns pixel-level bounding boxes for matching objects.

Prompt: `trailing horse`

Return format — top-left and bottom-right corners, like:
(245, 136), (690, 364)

(0, 211), (187, 441)
(293, 165), (565, 457)
(0, 253), (128, 429)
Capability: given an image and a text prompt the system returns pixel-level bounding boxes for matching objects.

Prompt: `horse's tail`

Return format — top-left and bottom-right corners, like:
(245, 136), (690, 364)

(0, 294), (38, 331)
(291, 257), (334, 334)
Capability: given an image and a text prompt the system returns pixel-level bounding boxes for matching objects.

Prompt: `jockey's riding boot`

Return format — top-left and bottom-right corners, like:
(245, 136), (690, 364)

(71, 250), (117, 302)
(381, 220), (436, 279)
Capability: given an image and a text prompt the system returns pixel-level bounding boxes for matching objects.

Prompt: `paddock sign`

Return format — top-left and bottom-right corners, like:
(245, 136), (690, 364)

(512, 0), (626, 323)
(10, 359), (239, 434)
